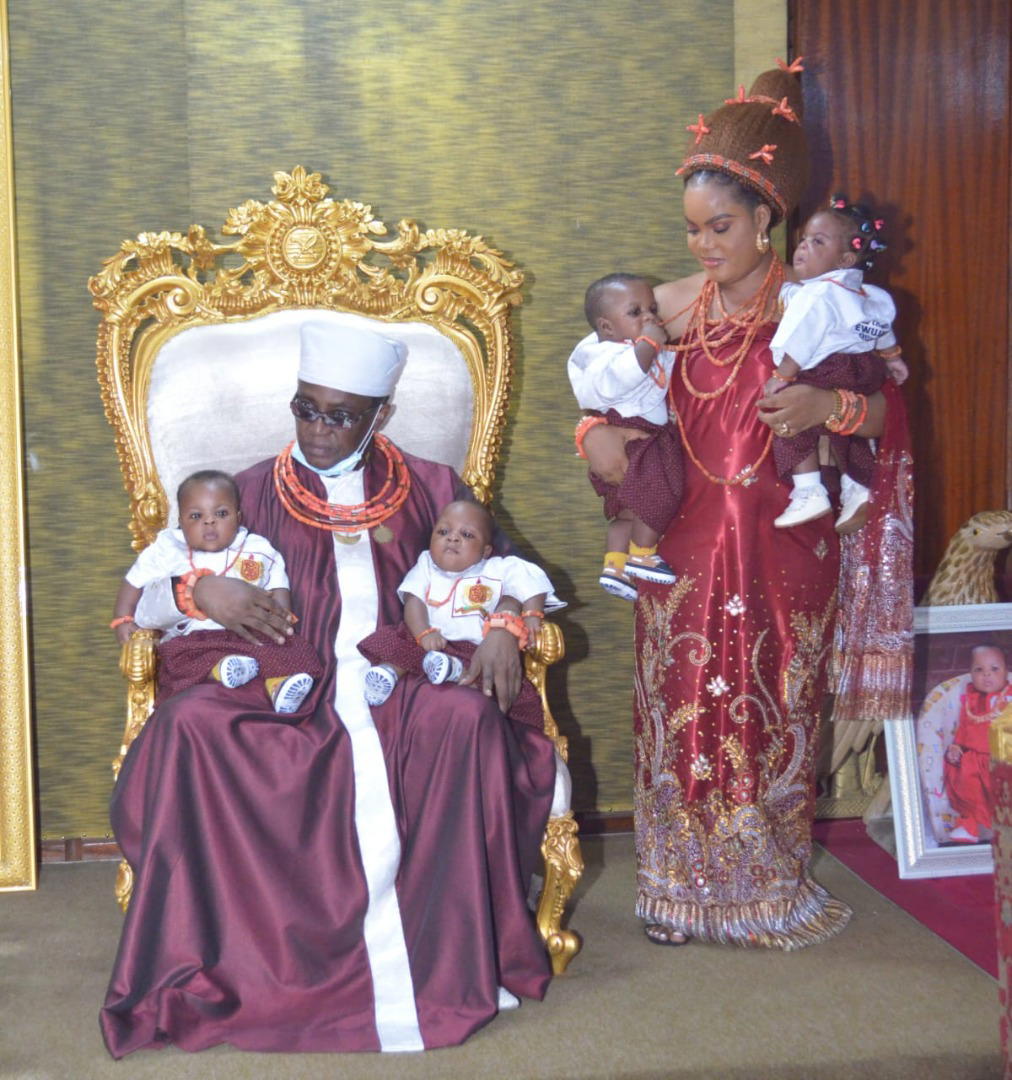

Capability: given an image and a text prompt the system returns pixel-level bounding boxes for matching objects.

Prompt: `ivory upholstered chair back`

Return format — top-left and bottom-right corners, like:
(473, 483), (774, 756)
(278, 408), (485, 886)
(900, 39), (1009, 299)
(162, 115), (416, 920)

(91, 168), (581, 973)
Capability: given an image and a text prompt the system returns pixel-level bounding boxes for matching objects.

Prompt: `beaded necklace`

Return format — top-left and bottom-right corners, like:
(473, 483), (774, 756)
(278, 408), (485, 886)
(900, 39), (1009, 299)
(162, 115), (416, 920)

(188, 535), (246, 575)
(272, 436), (411, 534)
(669, 255), (782, 486)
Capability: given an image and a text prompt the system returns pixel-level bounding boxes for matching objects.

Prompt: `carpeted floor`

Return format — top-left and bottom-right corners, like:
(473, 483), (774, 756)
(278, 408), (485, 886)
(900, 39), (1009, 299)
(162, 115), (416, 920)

(0, 835), (1002, 1080)
(814, 818), (998, 977)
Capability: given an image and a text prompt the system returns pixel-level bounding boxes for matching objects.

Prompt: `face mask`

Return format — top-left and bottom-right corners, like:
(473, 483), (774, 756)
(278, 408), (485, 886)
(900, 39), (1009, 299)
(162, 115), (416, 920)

(291, 409), (383, 479)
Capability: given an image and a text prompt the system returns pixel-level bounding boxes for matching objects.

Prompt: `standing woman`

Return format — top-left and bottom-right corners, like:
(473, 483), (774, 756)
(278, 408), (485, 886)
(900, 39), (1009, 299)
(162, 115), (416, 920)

(589, 62), (880, 948)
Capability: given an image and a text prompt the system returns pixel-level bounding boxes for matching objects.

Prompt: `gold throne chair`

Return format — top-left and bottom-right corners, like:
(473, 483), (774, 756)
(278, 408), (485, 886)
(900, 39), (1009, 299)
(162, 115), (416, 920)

(91, 166), (582, 974)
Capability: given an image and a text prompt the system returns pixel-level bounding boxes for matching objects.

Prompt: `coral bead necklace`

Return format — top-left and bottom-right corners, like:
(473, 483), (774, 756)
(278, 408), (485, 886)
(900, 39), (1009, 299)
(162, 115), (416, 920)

(272, 436), (411, 534)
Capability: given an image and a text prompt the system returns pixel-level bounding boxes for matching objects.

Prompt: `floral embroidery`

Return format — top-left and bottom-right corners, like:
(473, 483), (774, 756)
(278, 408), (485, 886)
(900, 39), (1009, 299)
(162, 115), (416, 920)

(707, 675), (730, 697)
(690, 753), (713, 781)
(726, 594), (745, 615)
(814, 538), (828, 561)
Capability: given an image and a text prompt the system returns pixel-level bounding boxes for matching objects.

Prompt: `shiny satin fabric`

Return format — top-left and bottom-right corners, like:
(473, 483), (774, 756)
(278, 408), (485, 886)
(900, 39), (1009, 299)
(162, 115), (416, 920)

(633, 323), (851, 948)
(100, 450), (555, 1057)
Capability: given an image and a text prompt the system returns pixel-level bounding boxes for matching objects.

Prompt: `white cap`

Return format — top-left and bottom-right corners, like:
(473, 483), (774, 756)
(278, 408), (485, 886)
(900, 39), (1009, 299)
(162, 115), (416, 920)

(297, 321), (407, 396)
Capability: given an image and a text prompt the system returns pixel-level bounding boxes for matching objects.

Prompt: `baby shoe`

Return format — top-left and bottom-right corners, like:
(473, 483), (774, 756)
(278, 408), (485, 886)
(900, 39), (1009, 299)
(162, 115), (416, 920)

(422, 650), (464, 685)
(363, 664), (399, 706)
(599, 566), (637, 602)
(212, 654), (260, 689)
(835, 490), (870, 535)
(269, 672), (314, 714)
(625, 553), (678, 585)
(773, 485), (832, 528)
(497, 986), (520, 1011)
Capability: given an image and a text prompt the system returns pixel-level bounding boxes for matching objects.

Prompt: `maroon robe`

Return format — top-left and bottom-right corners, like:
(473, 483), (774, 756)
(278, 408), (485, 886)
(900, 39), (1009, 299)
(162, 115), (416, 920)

(100, 448), (555, 1057)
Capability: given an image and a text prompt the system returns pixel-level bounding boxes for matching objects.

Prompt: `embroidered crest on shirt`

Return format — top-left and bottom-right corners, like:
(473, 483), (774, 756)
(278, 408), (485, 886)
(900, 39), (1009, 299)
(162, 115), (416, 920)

(239, 555), (263, 583)
(454, 576), (500, 616)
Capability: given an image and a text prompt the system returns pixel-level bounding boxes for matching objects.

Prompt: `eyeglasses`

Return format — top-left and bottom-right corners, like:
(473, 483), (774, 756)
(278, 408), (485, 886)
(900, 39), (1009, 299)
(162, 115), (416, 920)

(289, 396), (380, 429)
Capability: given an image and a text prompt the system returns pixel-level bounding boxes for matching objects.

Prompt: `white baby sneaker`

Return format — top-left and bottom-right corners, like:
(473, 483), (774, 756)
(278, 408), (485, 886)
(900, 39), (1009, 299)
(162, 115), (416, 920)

(270, 672), (314, 714)
(363, 664), (399, 706)
(774, 485), (832, 528)
(835, 489), (870, 535)
(422, 650), (464, 685)
(212, 654), (260, 689)
(599, 566), (637, 602)
(624, 553), (678, 585)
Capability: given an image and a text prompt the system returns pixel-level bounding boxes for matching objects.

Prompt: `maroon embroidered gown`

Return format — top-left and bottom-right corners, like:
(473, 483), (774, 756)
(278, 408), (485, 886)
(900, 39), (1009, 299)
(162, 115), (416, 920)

(633, 322), (852, 947)
(100, 448), (555, 1057)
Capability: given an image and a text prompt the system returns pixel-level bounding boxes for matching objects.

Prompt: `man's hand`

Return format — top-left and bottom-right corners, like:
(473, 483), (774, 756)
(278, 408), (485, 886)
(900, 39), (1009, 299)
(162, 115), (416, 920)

(459, 628), (522, 713)
(192, 576), (293, 645)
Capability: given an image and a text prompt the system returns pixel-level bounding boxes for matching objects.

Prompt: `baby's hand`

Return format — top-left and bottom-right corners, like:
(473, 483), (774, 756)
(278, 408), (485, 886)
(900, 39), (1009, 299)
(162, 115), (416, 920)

(945, 743), (963, 766)
(886, 357), (909, 385)
(639, 318), (669, 350)
(764, 375), (792, 397)
(114, 620), (138, 645)
(421, 630), (447, 652)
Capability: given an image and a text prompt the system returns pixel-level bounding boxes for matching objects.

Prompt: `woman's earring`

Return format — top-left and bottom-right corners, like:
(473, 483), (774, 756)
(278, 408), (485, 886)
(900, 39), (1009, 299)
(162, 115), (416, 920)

(756, 231), (770, 254)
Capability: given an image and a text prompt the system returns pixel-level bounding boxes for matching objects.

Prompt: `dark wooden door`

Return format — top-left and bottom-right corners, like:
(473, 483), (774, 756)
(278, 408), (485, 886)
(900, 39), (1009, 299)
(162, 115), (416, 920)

(790, 0), (1011, 587)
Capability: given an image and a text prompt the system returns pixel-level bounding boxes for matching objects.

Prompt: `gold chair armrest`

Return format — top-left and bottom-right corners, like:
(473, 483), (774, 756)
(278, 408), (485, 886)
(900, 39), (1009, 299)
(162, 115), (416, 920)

(525, 619), (566, 754)
(112, 629), (159, 780)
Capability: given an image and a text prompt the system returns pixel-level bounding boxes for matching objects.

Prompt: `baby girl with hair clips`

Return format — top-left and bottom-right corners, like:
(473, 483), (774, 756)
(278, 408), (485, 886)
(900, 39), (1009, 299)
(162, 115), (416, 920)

(358, 499), (565, 708)
(943, 644), (1012, 843)
(767, 194), (907, 534)
(568, 272), (683, 603)
(111, 468), (323, 713)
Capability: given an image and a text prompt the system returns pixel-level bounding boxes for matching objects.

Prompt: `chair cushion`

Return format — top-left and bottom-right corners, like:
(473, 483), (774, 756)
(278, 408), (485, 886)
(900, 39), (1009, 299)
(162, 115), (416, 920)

(147, 309), (473, 508)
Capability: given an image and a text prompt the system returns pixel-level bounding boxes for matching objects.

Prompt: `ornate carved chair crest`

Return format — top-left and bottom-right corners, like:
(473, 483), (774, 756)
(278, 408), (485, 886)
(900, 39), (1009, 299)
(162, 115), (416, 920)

(91, 167), (581, 973)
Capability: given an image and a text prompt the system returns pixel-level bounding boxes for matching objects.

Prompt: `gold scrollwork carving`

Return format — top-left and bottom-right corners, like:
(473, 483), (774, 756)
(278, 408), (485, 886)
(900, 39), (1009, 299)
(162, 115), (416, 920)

(537, 812), (584, 974)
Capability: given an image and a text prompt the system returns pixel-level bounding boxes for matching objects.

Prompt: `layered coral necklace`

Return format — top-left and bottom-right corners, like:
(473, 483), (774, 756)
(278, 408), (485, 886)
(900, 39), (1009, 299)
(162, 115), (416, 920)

(272, 435), (411, 536)
(669, 255), (783, 486)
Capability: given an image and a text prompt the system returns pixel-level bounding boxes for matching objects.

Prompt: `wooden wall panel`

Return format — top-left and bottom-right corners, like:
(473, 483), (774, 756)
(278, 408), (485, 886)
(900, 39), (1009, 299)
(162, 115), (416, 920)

(790, 0), (1011, 584)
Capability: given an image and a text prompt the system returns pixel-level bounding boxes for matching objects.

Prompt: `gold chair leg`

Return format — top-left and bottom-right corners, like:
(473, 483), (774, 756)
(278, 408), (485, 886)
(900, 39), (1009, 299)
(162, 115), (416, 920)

(114, 858), (134, 913)
(536, 811), (583, 974)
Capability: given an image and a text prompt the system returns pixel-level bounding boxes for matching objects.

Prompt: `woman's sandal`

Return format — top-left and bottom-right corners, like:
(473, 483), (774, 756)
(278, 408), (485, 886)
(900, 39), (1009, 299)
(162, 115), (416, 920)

(644, 923), (689, 946)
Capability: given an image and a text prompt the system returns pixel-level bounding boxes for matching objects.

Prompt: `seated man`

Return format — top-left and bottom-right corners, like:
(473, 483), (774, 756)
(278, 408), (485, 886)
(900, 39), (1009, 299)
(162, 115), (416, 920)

(100, 322), (557, 1058)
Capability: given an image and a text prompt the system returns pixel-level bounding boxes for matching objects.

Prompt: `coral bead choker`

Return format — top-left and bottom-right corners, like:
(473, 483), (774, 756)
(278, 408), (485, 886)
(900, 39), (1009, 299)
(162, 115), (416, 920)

(272, 436), (411, 533)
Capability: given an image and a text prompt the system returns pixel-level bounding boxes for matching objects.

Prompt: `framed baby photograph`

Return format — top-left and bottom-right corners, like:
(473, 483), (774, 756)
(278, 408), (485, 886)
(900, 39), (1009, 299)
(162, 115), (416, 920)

(885, 603), (1012, 879)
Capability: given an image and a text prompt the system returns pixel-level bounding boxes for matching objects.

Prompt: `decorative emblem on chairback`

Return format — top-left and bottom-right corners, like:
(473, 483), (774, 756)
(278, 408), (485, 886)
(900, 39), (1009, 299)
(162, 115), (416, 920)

(90, 166), (524, 550)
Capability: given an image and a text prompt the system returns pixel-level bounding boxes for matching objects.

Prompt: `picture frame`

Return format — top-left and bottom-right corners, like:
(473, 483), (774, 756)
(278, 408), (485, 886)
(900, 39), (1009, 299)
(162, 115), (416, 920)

(886, 602), (1012, 879)
(0, 4), (35, 894)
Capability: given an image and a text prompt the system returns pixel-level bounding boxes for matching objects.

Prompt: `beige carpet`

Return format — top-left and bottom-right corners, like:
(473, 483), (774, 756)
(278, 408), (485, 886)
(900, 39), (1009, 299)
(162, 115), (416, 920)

(0, 836), (1001, 1080)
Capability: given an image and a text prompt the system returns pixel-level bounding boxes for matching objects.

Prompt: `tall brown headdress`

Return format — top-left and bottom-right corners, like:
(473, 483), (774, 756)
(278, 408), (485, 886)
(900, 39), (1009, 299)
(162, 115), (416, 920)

(676, 58), (808, 224)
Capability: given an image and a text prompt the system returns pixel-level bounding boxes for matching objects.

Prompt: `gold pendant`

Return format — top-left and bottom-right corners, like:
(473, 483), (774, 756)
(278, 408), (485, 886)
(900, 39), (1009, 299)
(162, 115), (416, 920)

(372, 524), (394, 544)
(335, 532), (361, 545)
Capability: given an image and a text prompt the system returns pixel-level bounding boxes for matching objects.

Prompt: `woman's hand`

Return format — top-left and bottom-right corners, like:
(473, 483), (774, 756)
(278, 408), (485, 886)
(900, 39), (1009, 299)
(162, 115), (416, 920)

(756, 383), (837, 438)
(460, 628), (522, 713)
(192, 576), (293, 645)
(581, 423), (650, 485)
(757, 384), (886, 440)
(945, 743), (963, 766)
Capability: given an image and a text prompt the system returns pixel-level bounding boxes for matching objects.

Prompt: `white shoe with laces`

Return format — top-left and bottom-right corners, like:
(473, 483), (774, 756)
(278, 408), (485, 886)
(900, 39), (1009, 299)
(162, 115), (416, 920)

(774, 485), (832, 528)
